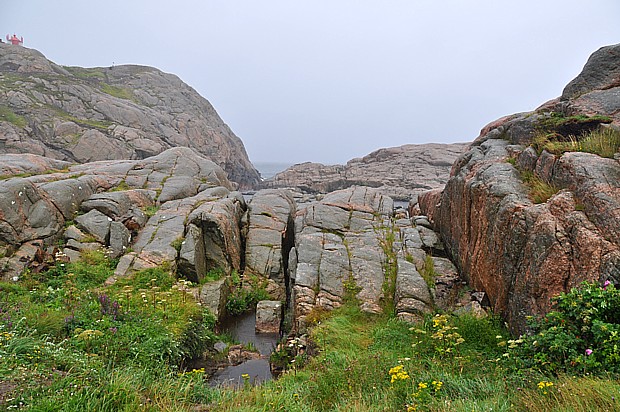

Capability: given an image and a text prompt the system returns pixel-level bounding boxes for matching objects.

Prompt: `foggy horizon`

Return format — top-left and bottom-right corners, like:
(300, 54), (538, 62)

(2, 1), (619, 164)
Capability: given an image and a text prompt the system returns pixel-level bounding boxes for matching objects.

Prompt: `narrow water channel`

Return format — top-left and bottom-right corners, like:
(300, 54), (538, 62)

(209, 310), (280, 387)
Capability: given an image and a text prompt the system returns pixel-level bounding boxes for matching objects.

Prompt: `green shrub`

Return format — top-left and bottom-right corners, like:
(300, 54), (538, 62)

(225, 273), (271, 316)
(515, 281), (620, 374)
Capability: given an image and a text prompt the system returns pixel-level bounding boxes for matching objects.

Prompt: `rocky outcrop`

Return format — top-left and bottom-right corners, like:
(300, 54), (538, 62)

(0, 147), (235, 280)
(420, 43), (620, 334)
(263, 143), (469, 200)
(0, 43), (260, 188)
(290, 186), (445, 329)
(244, 189), (296, 300)
(0, 149), (468, 329)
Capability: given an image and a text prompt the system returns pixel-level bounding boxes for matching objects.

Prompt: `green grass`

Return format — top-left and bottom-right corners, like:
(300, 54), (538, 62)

(65, 66), (107, 80)
(205, 306), (620, 412)
(0, 104), (27, 128)
(420, 254), (438, 290)
(100, 83), (135, 101)
(3, 256), (620, 410)
(535, 127), (620, 159)
(520, 170), (560, 204)
(110, 179), (131, 192)
(47, 104), (112, 130)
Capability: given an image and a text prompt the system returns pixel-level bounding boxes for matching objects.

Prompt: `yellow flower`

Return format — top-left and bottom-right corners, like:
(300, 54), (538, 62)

(418, 382), (428, 389)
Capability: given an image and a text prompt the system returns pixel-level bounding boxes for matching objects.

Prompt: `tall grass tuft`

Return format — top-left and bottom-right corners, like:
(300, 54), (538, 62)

(534, 126), (620, 159)
(520, 170), (560, 204)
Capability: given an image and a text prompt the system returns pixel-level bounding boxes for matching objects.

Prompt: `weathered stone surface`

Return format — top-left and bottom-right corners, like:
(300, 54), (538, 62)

(255, 300), (282, 334)
(199, 278), (230, 320)
(179, 191), (246, 281)
(109, 221), (131, 258)
(395, 258), (433, 322)
(0, 43), (260, 188)
(75, 209), (112, 244)
(80, 190), (155, 220)
(0, 147), (235, 276)
(130, 187), (246, 281)
(293, 187), (396, 327)
(244, 189), (296, 299)
(562, 43), (620, 101)
(0, 178), (64, 246)
(66, 239), (102, 252)
(263, 143), (469, 200)
(421, 43), (620, 333)
(0, 153), (71, 177)
(64, 225), (87, 242)
(0, 240), (43, 281)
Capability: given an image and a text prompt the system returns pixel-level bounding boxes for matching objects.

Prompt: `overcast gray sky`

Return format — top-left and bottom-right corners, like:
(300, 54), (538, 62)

(2, 1), (619, 164)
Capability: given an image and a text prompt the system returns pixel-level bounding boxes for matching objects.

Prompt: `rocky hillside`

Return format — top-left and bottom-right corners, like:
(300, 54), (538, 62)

(262, 143), (469, 200)
(0, 43), (259, 188)
(420, 43), (620, 334)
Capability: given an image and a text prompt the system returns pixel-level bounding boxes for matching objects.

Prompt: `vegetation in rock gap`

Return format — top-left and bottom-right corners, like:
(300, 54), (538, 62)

(224, 271), (271, 316)
(506, 155), (561, 204)
(532, 112), (620, 159)
(534, 112), (612, 140)
(533, 126), (620, 159)
(377, 219), (398, 316)
(420, 254), (438, 290)
(0, 104), (27, 128)
(519, 170), (560, 204)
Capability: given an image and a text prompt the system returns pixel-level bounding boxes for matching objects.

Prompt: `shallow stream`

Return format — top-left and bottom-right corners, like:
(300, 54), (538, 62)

(208, 311), (279, 387)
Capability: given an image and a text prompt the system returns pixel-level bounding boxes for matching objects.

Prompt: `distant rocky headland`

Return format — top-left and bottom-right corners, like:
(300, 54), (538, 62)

(261, 142), (469, 201)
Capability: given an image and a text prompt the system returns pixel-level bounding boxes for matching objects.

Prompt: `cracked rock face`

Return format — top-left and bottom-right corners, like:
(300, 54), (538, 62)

(0, 147), (235, 280)
(244, 189), (297, 300)
(0, 43), (260, 188)
(420, 43), (620, 334)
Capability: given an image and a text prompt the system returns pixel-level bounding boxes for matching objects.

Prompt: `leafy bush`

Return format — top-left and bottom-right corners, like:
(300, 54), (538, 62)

(225, 273), (271, 315)
(516, 281), (620, 374)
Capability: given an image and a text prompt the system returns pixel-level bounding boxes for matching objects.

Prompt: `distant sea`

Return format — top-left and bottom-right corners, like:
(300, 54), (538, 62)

(253, 161), (294, 180)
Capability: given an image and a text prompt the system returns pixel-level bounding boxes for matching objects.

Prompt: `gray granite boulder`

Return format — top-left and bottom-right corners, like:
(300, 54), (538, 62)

(199, 278), (231, 320)
(395, 258), (433, 322)
(244, 189), (296, 299)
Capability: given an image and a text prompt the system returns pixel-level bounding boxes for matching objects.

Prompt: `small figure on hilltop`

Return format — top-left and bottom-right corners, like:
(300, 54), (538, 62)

(6, 34), (24, 46)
